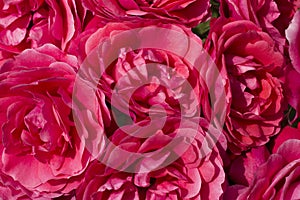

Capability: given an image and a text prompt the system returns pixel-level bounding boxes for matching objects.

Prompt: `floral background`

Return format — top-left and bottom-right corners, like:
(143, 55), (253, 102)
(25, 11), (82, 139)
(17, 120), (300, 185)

(0, 0), (300, 199)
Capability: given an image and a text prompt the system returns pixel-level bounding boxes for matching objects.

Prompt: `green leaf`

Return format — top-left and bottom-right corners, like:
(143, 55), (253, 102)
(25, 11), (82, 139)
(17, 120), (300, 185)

(192, 20), (210, 42)
(210, 0), (220, 18)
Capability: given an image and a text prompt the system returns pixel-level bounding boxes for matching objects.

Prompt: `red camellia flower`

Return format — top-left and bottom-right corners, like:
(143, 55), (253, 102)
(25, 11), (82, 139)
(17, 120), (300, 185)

(82, 0), (210, 27)
(0, 44), (91, 198)
(225, 124), (300, 200)
(0, 0), (85, 60)
(204, 17), (286, 153)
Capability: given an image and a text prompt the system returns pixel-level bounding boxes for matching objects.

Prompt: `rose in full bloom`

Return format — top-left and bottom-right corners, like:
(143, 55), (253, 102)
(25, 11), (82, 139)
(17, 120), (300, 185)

(0, 0), (85, 60)
(71, 21), (227, 199)
(76, 118), (225, 200)
(224, 124), (300, 200)
(220, 0), (282, 47)
(72, 20), (229, 158)
(82, 0), (210, 27)
(220, 0), (300, 51)
(0, 44), (91, 198)
(204, 17), (286, 153)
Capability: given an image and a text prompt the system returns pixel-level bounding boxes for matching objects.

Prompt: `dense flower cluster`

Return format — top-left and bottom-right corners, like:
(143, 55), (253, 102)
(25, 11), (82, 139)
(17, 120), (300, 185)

(0, 0), (299, 199)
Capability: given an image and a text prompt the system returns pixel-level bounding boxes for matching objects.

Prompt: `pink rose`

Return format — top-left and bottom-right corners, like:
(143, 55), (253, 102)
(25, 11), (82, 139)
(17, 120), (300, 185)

(71, 21), (228, 199)
(72, 20), (228, 158)
(220, 0), (286, 51)
(0, 44), (91, 198)
(76, 119), (225, 200)
(204, 17), (286, 153)
(225, 124), (300, 200)
(0, 0), (85, 60)
(82, 0), (210, 27)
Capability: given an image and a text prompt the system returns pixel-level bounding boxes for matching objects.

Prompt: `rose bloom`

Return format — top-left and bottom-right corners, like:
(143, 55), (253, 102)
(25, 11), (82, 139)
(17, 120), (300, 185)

(220, 0), (300, 51)
(224, 124), (300, 200)
(204, 17), (285, 153)
(0, 0), (85, 61)
(71, 21), (227, 199)
(0, 44), (91, 198)
(82, 0), (210, 27)
(76, 118), (225, 200)
(72, 20), (229, 157)
(73, 21), (228, 123)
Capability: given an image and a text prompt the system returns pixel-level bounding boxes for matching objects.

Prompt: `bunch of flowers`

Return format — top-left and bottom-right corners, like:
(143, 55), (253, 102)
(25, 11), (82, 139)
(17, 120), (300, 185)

(0, 0), (299, 199)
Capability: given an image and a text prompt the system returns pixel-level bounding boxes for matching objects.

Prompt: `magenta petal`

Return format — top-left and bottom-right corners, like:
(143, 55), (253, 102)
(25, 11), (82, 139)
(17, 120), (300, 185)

(2, 152), (53, 188)
(276, 139), (300, 162)
(229, 146), (269, 186)
(272, 126), (300, 153)
(224, 185), (247, 200)
(285, 67), (300, 113)
(286, 182), (300, 200)
(0, 14), (31, 46)
(287, 10), (300, 73)
(118, 0), (139, 10)
(15, 49), (56, 67)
